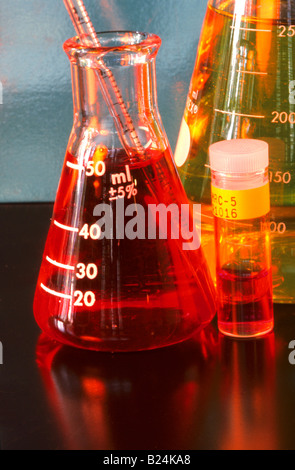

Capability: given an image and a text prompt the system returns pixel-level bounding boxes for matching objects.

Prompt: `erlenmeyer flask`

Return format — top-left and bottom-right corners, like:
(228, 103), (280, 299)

(33, 32), (216, 352)
(175, 0), (295, 303)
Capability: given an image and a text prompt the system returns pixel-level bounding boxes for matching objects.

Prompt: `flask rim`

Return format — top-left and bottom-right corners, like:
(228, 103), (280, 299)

(63, 31), (161, 57)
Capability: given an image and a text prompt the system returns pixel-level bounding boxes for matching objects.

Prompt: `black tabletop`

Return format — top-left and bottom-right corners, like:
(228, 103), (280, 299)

(1, 203), (295, 451)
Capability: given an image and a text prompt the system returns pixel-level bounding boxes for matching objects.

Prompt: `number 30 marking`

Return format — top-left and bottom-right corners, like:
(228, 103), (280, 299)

(76, 263), (98, 279)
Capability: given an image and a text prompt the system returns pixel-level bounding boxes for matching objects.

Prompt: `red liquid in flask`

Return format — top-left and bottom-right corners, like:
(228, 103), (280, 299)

(33, 146), (216, 351)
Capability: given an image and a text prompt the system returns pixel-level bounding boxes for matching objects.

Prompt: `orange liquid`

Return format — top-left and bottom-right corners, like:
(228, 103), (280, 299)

(177, 2), (295, 302)
(34, 147), (216, 351)
(213, 206), (273, 338)
(217, 262), (273, 337)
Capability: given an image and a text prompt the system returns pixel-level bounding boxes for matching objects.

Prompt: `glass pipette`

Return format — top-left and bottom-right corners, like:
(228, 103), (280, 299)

(63, 0), (145, 156)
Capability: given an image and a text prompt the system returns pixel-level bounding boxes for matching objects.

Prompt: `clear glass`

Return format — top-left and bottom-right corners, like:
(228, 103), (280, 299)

(212, 168), (274, 338)
(175, 0), (295, 303)
(33, 32), (216, 352)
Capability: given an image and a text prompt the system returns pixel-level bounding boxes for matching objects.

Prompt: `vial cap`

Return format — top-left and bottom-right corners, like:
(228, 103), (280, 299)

(209, 139), (269, 174)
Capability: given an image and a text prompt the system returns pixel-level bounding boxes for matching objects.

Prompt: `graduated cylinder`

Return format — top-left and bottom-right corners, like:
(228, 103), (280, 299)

(175, 0), (295, 303)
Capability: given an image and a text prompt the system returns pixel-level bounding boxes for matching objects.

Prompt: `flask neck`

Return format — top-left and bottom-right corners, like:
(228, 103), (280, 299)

(64, 32), (162, 133)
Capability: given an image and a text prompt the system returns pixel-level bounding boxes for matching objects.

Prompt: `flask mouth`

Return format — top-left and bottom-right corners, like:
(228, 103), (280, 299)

(64, 31), (161, 60)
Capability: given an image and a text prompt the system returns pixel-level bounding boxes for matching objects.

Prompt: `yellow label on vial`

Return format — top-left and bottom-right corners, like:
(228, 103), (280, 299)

(211, 183), (270, 220)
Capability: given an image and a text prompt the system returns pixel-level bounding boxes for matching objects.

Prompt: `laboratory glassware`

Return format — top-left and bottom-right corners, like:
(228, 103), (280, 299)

(209, 139), (273, 337)
(63, 0), (144, 156)
(33, 32), (216, 352)
(175, 0), (295, 303)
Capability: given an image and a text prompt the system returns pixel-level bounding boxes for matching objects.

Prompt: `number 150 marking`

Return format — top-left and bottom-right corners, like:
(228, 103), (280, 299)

(269, 171), (291, 184)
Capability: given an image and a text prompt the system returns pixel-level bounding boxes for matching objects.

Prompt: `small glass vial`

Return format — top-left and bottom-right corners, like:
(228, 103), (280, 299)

(209, 139), (274, 338)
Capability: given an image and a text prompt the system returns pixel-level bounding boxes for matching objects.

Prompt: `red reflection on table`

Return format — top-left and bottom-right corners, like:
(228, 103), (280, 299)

(35, 326), (218, 450)
(217, 332), (278, 450)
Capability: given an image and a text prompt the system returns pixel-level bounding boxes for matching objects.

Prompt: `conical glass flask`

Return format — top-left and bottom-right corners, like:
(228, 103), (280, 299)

(175, 0), (295, 303)
(33, 32), (216, 352)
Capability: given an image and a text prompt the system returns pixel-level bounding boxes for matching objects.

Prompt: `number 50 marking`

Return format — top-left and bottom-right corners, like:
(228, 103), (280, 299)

(86, 160), (106, 177)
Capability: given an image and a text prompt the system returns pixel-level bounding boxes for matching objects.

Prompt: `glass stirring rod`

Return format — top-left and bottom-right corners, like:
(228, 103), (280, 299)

(63, 0), (145, 156)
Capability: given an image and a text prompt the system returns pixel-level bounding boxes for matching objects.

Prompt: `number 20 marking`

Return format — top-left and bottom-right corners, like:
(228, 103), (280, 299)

(74, 290), (96, 307)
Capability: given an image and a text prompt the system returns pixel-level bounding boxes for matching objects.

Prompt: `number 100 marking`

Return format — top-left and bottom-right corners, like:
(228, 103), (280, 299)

(270, 221), (286, 234)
